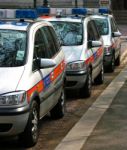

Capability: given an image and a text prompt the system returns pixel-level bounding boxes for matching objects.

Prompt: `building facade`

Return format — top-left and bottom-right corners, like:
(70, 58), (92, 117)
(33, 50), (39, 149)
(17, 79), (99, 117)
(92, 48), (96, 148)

(111, 0), (127, 10)
(0, 0), (126, 11)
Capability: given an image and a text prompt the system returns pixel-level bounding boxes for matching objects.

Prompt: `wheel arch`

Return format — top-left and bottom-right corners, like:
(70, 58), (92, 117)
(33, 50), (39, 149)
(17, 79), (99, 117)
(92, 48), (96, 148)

(29, 91), (40, 118)
(88, 64), (92, 75)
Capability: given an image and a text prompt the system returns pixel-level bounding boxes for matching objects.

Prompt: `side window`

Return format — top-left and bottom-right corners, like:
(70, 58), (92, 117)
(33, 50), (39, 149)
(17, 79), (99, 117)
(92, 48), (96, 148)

(33, 29), (47, 71)
(111, 18), (117, 32)
(41, 26), (57, 58)
(87, 21), (95, 41)
(34, 29), (47, 59)
(88, 21), (100, 41)
(91, 21), (100, 40)
(48, 26), (60, 52)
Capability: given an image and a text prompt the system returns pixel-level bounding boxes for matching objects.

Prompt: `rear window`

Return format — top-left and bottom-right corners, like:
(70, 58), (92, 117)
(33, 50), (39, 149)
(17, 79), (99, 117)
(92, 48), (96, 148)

(0, 29), (27, 67)
(94, 18), (109, 35)
(51, 21), (83, 46)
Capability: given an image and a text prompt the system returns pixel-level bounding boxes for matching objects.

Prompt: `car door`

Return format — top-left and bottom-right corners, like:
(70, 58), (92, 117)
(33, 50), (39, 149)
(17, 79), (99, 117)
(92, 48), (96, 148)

(48, 26), (65, 98)
(87, 20), (103, 80)
(40, 26), (65, 112)
(33, 28), (56, 117)
(110, 17), (121, 59)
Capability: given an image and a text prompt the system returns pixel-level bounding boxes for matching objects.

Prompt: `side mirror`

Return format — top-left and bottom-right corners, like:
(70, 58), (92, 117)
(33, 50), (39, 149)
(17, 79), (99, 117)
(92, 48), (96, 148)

(92, 41), (102, 47)
(112, 31), (121, 37)
(37, 58), (56, 69)
(88, 40), (102, 48)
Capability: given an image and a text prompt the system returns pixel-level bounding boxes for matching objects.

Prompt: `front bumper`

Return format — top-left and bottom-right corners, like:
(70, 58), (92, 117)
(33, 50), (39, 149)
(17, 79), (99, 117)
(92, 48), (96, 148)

(0, 105), (29, 136)
(65, 70), (87, 89)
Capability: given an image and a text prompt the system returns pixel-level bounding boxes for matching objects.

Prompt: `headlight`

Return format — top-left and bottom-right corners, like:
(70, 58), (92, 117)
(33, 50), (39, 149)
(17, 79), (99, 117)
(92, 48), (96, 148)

(0, 91), (26, 106)
(66, 61), (86, 71)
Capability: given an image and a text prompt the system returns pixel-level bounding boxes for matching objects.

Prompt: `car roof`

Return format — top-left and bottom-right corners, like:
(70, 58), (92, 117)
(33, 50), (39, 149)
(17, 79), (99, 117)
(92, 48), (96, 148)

(38, 15), (87, 23)
(90, 14), (113, 19)
(0, 19), (52, 31)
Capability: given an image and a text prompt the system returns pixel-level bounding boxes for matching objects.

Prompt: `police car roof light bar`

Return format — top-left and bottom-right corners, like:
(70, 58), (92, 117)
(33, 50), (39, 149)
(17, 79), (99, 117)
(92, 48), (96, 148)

(72, 8), (87, 15)
(98, 8), (109, 14)
(16, 9), (38, 19)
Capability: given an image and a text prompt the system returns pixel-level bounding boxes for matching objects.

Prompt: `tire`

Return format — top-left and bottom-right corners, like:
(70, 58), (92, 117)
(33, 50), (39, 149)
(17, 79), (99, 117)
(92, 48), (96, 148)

(115, 54), (120, 66)
(50, 88), (65, 119)
(80, 68), (92, 98)
(94, 64), (104, 85)
(19, 101), (39, 147)
(109, 55), (115, 72)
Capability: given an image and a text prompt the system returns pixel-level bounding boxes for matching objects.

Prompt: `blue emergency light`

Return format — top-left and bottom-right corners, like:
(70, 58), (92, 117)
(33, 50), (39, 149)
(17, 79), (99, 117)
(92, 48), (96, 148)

(72, 8), (87, 15)
(36, 7), (50, 15)
(0, 21), (5, 25)
(16, 9), (38, 19)
(99, 8), (109, 14)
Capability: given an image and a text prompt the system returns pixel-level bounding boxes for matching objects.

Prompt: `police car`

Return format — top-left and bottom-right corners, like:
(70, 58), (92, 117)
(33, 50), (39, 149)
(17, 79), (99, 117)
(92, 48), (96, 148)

(91, 8), (121, 72)
(0, 10), (65, 147)
(38, 8), (104, 97)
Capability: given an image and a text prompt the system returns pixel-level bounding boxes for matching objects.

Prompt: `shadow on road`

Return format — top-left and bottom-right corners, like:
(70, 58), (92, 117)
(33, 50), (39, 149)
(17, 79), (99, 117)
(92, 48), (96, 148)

(0, 136), (26, 150)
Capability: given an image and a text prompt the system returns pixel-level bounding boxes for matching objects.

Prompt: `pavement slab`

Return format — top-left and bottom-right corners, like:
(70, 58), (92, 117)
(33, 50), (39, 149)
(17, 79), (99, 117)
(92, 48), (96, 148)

(82, 80), (127, 150)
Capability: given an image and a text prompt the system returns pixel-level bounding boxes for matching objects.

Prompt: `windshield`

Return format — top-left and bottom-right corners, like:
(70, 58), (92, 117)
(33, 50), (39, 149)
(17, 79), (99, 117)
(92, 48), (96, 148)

(0, 30), (26, 67)
(94, 18), (109, 35)
(51, 21), (83, 46)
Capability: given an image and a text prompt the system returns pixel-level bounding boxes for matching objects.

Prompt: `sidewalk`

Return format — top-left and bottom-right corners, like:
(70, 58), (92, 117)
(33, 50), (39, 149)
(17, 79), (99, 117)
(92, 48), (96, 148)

(55, 64), (127, 150)
(82, 72), (127, 150)
(54, 25), (127, 150)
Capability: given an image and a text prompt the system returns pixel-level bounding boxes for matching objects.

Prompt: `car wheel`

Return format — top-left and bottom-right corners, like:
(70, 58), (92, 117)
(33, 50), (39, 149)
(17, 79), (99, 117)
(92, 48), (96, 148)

(94, 64), (104, 84)
(19, 101), (39, 147)
(50, 87), (65, 119)
(115, 54), (120, 66)
(80, 68), (92, 98)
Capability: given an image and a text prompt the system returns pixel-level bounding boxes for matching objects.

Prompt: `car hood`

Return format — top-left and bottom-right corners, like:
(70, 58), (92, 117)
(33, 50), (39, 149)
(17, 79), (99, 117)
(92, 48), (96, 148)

(0, 67), (25, 94)
(62, 45), (83, 64)
(102, 35), (112, 46)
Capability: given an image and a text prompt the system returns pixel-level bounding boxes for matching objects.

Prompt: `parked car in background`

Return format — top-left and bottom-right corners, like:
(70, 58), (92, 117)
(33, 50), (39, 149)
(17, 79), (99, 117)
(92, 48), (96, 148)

(38, 8), (104, 98)
(91, 9), (121, 72)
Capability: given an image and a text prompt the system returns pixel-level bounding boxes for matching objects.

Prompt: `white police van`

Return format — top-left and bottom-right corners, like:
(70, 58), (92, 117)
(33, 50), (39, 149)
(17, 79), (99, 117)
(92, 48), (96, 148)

(0, 9), (65, 147)
(91, 8), (121, 72)
(38, 8), (104, 97)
